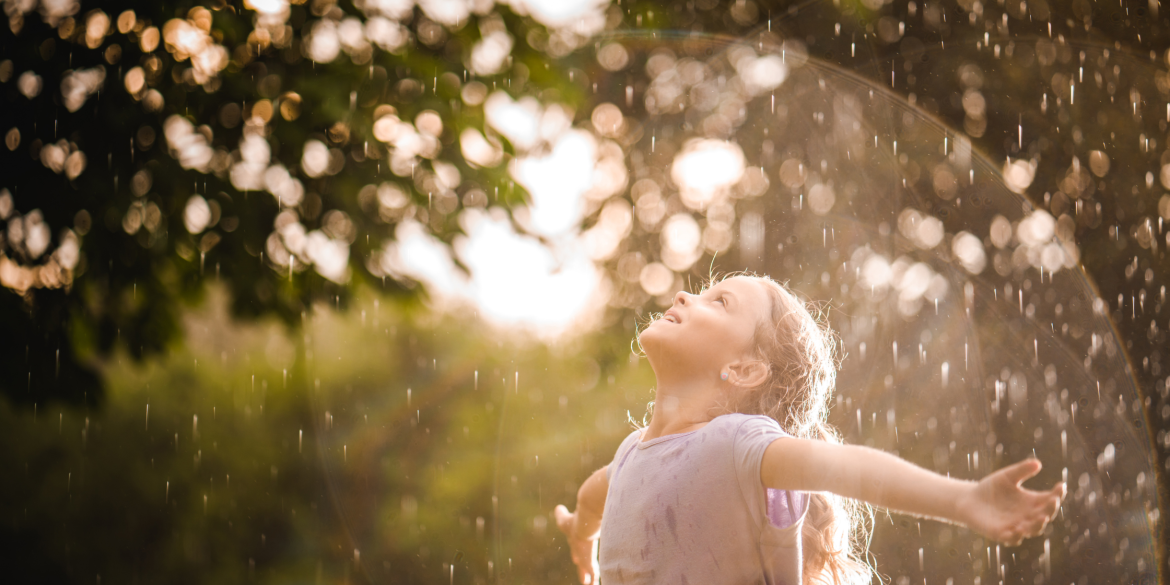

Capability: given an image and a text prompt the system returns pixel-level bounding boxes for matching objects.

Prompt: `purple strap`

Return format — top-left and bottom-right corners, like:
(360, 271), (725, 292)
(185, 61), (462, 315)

(765, 488), (808, 529)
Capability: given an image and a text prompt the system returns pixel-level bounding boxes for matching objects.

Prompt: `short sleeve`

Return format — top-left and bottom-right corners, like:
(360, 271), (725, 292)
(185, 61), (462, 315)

(732, 415), (793, 526)
(605, 429), (642, 483)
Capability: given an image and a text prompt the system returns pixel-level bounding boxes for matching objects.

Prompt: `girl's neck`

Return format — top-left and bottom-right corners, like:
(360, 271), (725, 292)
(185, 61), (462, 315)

(642, 378), (724, 441)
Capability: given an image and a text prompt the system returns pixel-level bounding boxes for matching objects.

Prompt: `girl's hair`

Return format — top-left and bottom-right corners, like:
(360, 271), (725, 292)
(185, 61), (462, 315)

(634, 272), (875, 585)
(734, 274), (875, 585)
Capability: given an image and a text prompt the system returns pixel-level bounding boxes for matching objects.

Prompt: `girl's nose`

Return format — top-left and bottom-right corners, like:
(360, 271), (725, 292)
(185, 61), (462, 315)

(673, 290), (689, 306)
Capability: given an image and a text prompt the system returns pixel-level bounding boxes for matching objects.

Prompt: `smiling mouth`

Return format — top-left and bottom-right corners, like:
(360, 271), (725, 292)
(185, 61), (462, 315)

(663, 311), (680, 323)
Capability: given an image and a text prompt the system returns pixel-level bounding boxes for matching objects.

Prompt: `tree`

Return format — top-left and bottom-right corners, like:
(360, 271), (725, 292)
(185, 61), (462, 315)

(1, 0), (589, 406)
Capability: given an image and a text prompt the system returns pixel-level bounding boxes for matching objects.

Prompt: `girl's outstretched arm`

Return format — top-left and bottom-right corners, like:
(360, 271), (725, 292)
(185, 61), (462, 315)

(761, 438), (1066, 546)
(553, 465), (608, 585)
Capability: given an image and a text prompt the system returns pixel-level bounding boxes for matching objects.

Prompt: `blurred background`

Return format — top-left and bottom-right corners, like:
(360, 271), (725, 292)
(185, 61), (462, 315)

(0, 0), (1166, 583)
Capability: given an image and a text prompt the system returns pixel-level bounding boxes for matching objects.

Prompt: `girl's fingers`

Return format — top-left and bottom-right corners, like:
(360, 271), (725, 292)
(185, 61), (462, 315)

(1002, 458), (1043, 486)
(554, 504), (595, 584)
(554, 504), (572, 531)
(580, 554), (598, 584)
(1046, 483), (1065, 517)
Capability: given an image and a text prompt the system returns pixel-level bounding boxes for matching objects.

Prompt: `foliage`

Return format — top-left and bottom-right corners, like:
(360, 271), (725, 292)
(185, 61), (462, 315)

(0, 287), (653, 583)
(0, 0), (581, 405)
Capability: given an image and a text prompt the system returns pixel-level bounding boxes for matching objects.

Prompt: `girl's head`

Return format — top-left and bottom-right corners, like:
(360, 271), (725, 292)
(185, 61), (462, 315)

(636, 275), (775, 392)
(638, 273), (873, 584)
(636, 273), (833, 428)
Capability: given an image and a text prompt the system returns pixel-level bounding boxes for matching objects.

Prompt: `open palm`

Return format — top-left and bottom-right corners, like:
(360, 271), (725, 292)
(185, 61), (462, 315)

(554, 504), (600, 584)
(957, 458), (1066, 546)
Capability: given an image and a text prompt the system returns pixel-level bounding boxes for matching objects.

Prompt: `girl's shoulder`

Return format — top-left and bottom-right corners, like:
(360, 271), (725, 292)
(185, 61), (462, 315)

(709, 412), (786, 433)
(711, 412), (781, 426)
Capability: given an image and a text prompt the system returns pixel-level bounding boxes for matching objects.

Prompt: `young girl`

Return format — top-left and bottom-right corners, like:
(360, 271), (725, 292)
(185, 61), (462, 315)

(553, 274), (1065, 585)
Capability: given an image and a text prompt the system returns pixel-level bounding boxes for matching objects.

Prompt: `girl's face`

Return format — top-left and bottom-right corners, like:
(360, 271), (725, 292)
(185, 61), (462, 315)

(639, 276), (772, 379)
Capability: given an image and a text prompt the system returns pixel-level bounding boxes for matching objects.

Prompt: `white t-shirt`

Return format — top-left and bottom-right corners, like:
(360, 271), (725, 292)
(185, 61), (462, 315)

(600, 413), (808, 585)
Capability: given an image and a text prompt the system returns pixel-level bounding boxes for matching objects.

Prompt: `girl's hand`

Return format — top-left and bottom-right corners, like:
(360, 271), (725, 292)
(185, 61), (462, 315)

(957, 458), (1066, 546)
(554, 504), (600, 584)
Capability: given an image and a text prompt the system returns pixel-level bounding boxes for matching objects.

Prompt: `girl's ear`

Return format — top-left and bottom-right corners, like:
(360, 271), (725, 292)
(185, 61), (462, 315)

(727, 360), (769, 388)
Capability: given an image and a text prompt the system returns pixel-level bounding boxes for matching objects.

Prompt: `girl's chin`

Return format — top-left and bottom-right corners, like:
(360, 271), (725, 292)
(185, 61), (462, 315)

(637, 329), (679, 356)
(640, 322), (672, 339)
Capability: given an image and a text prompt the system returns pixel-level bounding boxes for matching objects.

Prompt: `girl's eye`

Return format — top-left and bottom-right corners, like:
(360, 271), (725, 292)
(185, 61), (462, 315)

(716, 296), (726, 305)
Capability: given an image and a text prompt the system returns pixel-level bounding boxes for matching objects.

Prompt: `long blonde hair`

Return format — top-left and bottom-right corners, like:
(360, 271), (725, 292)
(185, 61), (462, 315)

(636, 273), (876, 584)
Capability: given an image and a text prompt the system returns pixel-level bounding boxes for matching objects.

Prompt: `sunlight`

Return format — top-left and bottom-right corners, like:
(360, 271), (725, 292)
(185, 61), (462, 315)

(484, 91), (542, 151)
(379, 211), (605, 336)
(508, 0), (609, 29)
(459, 208), (604, 334)
(511, 129), (597, 237)
(671, 138), (745, 210)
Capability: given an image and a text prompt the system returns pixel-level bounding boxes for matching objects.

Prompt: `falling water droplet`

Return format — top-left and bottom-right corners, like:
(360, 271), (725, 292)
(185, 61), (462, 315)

(1043, 538), (1051, 578)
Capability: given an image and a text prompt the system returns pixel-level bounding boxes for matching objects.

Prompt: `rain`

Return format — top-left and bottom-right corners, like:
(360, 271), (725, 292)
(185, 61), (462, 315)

(0, 0), (1165, 583)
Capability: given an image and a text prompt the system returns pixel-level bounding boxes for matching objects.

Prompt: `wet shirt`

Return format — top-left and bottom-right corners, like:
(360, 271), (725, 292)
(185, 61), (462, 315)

(599, 413), (808, 585)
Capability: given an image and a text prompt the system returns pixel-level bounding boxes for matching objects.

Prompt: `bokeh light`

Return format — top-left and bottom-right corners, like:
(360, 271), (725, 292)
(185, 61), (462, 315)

(0, 0), (1166, 583)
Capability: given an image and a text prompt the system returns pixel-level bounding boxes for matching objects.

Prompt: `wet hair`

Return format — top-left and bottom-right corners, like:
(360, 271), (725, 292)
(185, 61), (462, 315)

(634, 272), (875, 585)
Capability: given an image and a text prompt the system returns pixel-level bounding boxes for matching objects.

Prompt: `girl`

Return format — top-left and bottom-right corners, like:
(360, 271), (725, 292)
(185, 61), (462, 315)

(553, 274), (1065, 585)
